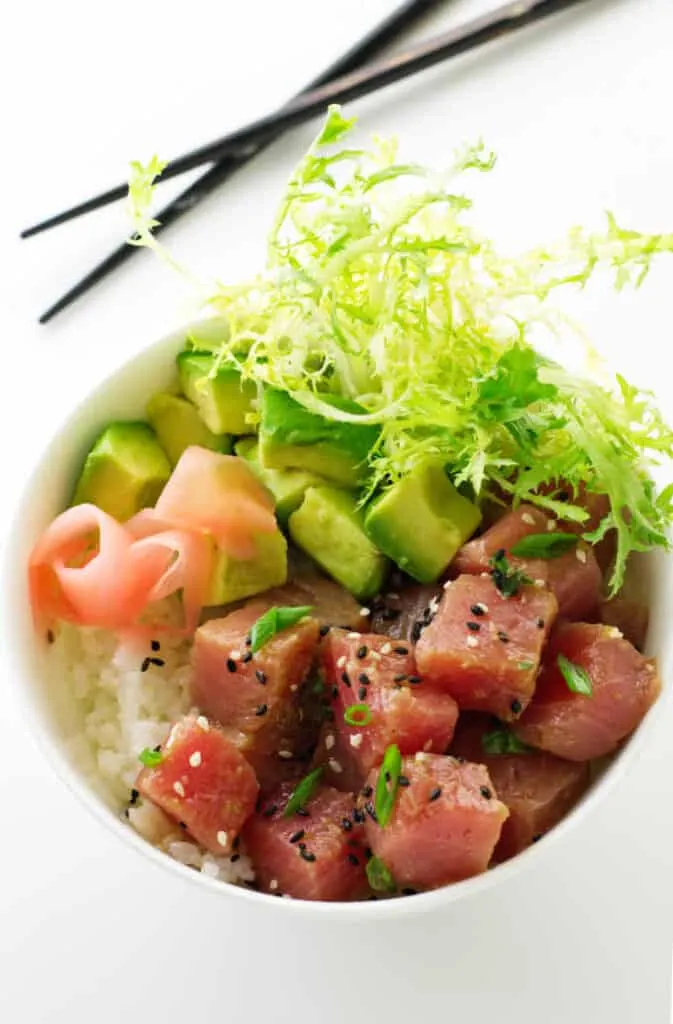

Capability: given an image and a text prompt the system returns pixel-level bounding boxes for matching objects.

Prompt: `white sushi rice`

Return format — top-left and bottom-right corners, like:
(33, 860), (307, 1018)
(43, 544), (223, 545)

(45, 597), (255, 887)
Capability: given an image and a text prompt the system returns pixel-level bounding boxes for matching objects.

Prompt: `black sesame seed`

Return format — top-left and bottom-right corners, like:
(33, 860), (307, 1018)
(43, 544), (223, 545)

(129, 788), (139, 806)
(232, 835), (240, 850)
(341, 818), (353, 832)
(429, 787), (442, 802)
(470, 604), (486, 617)
(256, 669), (267, 685)
(466, 621), (481, 632)
(558, 490), (569, 503)
(364, 846), (373, 861)
(123, 808), (130, 819)
(226, 658), (237, 672)
(46, 629), (55, 644)
(361, 785), (373, 798)
(299, 849), (316, 862)
(536, 618), (545, 629)
(153, 744), (161, 753)
(497, 631), (510, 644)
(365, 801), (378, 823)
(407, 675), (421, 685)
(262, 804), (278, 818)
(149, 656), (165, 667)
(358, 686), (367, 701)
(245, 635), (252, 646)
(179, 821), (187, 829)
(394, 646), (409, 656)
(244, 879), (259, 889)
(255, 704), (268, 717)
(357, 645), (368, 659)
(151, 639), (160, 651)
(140, 657), (151, 673)
(398, 775), (410, 787)
(352, 808), (366, 824)
(230, 853), (241, 863)
(511, 699), (522, 715)
(358, 672), (370, 686)
(480, 786), (492, 800)
(401, 887), (417, 896)
(319, 624), (331, 637)
(289, 830), (305, 844)
(347, 853), (360, 867)
(341, 672), (352, 688)
(411, 621), (423, 642)
(393, 673), (408, 683)
(532, 833), (543, 842)
(241, 651), (253, 664)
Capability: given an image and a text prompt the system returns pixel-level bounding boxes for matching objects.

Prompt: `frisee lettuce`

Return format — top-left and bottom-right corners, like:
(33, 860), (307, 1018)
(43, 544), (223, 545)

(126, 105), (673, 594)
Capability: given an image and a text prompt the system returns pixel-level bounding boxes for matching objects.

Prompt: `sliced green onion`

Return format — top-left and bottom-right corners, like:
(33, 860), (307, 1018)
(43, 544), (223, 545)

(557, 654), (593, 696)
(138, 748), (163, 767)
(488, 550), (533, 598)
(249, 605), (313, 653)
(366, 856), (397, 893)
(375, 744), (402, 827)
(482, 729), (533, 755)
(283, 766), (324, 818)
(344, 703), (372, 727)
(510, 532), (577, 559)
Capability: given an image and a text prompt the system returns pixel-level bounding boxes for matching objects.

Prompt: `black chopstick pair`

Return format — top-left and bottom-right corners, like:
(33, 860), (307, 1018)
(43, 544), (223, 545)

(24, 0), (595, 323)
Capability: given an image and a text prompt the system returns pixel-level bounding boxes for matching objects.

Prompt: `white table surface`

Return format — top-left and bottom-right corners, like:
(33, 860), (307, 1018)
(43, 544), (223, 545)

(2, 1), (673, 1020)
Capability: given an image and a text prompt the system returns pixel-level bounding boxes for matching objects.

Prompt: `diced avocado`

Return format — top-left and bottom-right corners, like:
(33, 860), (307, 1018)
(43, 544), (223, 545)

(288, 487), (389, 601)
(147, 392), (232, 467)
(234, 438), (325, 525)
(259, 389), (379, 488)
(72, 422), (171, 521)
(364, 459), (482, 582)
(177, 351), (256, 435)
(206, 530), (288, 606)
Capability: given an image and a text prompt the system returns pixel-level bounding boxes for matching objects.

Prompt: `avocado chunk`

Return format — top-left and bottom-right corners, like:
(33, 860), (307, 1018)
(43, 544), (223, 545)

(234, 438), (324, 525)
(177, 351), (256, 435)
(147, 392), (232, 467)
(288, 486), (389, 601)
(206, 530), (288, 606)
(364, 459), (482, 582)
(72, 422), (171, 521)
(259, 389), (379, 488)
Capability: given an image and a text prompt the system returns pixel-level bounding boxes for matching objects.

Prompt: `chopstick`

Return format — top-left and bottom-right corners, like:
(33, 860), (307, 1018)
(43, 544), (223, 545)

(35, 0), (444, 324)
(25, 0), (593, 243)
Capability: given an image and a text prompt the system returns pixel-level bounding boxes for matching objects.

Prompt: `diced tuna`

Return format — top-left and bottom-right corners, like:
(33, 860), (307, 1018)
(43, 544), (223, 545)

(416, 575), (558, 721)
(363, 754), (508, 890)
(243, 784), (368, 901)
(514, 622), (660, 760)
(136, 715), (259, 855)
(450, 714), (590, 861)
(369, 583), (444, 643)
(311, 723), (363, 794)
(454, 504), (601, 620)
(191, 603), (321, 783)
(320, 630), (459, 777)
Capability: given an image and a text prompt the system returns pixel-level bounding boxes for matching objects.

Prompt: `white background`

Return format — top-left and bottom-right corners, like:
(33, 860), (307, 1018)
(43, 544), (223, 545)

(2, 0), (673, 1020)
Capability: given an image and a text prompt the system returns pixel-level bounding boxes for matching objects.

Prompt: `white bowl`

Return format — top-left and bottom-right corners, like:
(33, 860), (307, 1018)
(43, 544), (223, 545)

(4, 323), (671, 918)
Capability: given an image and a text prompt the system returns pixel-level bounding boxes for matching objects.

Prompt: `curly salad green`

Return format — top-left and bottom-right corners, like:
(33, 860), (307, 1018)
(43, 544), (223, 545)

(127, 106), (673, 595)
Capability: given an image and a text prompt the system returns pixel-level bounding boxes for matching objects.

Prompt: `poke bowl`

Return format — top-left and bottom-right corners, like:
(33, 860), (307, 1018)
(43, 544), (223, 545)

(6, 112), (673, 915)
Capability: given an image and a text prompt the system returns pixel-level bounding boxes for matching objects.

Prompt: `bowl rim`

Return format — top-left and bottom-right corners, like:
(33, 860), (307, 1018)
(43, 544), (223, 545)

(4, 322), (669, 919)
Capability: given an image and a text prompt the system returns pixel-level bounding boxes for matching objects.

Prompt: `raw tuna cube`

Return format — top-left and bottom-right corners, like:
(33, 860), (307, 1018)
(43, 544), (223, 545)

(416, 575), (558, 721)
(514, 622), (660, 760)
(321, 630), (459, 776)
(454, 504), (601, 620)
(311, 723), (363, 794)
(243, 784), (367, 901)
(136, 715), (259, 855)
(450, 714), (590, 861)
(363, 753), (508, 890)
(369, 583), (444, 643)
(191, 602), (321, 773)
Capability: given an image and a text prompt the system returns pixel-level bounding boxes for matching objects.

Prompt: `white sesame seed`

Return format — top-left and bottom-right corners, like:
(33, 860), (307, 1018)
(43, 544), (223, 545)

(443, 580), (453, 590)
(189, 751), (202, 768)
(173, 781), (185, 798)
(534, 578), (545, 588)
(423, 739), (433, 752)
(546, 520), (556, 532)
(269, 879), (279, 891)
(359, 607), (371, 617)
(278, 750), (293, 760)
(196, 716), (210, 731)
(328, 758), (343, 774)
(325, 734), (336, 751)
(381, 642), (392, 655)
(521, 512), (535, 526)
(229, 650), (241, 661)
(576, 548), (587, 564)
(350, 734), (363, 749)
(608, 626), (622, 638)
(429, 597), (440, 613)
(477, 602), (489, 614)
(466, 635), (479, 648)
(347, 632), (361, 640)
(217, 831), (229, 848)
(415, 751), (429, 762)
(337, 655), (347, 670)
(480, 572), (490, 579)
